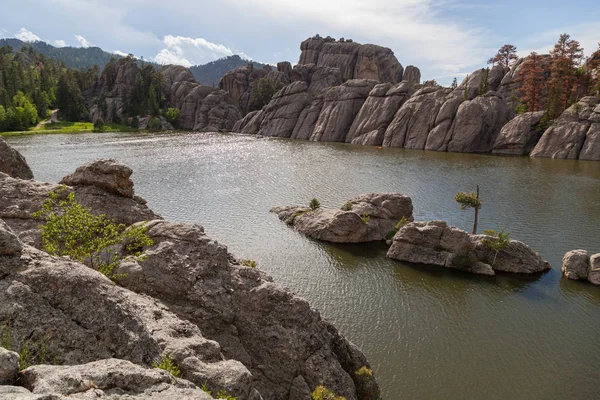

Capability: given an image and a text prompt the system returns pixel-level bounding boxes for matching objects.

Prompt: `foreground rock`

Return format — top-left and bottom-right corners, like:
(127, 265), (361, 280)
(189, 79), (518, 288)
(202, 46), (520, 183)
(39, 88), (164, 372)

(0, 159), (160, 247)
(562, 250), (600, 285)
(18, 359), (214, 399)
(0, 137), (33, 180)
(0, 141), (380, 399)
(271, 193), (413, 243)
(387, 221), (551, 276)
(0, 347), (19, 385)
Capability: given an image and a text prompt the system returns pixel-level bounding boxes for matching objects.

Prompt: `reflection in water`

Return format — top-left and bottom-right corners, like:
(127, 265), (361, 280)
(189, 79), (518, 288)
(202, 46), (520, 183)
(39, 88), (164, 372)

(6, 132), (600, 400)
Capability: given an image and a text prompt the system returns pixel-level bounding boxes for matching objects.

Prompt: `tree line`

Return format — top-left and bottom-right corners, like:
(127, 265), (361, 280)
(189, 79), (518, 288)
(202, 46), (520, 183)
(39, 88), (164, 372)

(487, 34), (600, 123)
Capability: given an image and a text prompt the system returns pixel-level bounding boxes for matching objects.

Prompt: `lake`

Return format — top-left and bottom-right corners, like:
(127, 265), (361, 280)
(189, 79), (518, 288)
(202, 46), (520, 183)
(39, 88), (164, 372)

(6, 132), (600, 400)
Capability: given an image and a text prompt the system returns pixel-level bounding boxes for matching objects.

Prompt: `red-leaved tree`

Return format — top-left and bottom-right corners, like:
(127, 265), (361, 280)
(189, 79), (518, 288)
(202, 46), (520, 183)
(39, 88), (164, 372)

(518, 52), (545, 112)
(488, 44), (518, 68)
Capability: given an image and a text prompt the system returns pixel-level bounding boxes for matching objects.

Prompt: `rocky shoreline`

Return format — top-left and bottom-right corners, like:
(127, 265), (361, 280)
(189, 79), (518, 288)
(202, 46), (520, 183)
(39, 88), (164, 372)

(0, 138), (380, 400)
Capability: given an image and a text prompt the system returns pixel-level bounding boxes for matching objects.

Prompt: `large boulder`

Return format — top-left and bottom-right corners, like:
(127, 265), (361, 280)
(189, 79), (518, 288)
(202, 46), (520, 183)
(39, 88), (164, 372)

(0, 137), (33, 180)
(256, 81), (311, 138)
(562, 250), (600, 285)
(19, 359), (213, 399)
(272, 193), (413, 243)
(562, 250), (591, 280)
(531, 96), (600, 160)
(346, 82), (414, 146)
(113, 220), (380, 400)
(192, 89), (242, 132)
(310, 79), (378, 142)
(445, 93), (515, 153)
(179, 85), (216, 129)
(493, 111), (546, 156)
(60, 158), (134, 198)
(0, 347), (19, 385)
(298, 35), (404, 84)
(387, 221), (550, 276)
(403, 65), (421, 86)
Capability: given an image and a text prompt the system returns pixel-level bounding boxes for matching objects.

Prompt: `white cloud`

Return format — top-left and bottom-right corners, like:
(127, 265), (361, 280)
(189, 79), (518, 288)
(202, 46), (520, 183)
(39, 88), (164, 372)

(55, 39), (67, 47)
(221, 0), (490, 77)
(113, 50), (129, 56)
(75, 34), (90, 47)
(15, 27), (41, 42)
(154, 35), (238, 67)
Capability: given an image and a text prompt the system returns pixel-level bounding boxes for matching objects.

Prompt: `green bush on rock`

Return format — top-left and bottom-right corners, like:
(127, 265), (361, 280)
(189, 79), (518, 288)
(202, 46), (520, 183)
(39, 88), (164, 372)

(32, 186), (153, 281)
(483, 228), (511, 266)
(311, 385), (346, 400)
(152, 354), (181, 377)
(309, 198), (321, 211)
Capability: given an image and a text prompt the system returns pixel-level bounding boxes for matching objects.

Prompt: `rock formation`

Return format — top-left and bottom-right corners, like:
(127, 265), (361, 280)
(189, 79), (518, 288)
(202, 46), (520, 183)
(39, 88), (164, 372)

(0, 137), (34, 180)
(0, 139), (380, 400)
(298, 35), (404, 83)
(387, 221), (551, 276)
(85, 59), (241, 132)
(531, 96), (600, 160)
(562, 250), (600, 285)
(272, 193), (413, 243)
(492, 111), (546, 156)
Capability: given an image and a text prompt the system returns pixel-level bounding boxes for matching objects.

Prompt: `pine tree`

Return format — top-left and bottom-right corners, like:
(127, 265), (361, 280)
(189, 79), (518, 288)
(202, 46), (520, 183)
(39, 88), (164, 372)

(489, 44), (518, 68)
(518, 52), (545, 112)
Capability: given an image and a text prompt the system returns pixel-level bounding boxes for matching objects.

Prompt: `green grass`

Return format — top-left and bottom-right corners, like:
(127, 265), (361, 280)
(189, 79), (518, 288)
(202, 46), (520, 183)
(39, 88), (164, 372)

(1, 121), (139, 136)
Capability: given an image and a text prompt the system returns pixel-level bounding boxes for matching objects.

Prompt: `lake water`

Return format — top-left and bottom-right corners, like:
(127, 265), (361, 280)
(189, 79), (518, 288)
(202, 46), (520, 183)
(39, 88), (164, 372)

(6, 132), (600, 400)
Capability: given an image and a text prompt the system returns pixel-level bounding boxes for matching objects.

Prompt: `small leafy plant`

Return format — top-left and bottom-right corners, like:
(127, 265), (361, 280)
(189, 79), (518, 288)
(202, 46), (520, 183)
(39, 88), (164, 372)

(361, 213), (370, 225)
(341, 202), (352, 211)
(311, 385), (346, 400)
(309, 198), (321, 211)
(455, 185), (482, 234)
(33, 187), (153, 281)
(355, 366), (373, 378)
(242, 259), (257, 268)
(153, 354), (181, 378)
(483, 228), (511, 266)
(395, 216), (410, 230)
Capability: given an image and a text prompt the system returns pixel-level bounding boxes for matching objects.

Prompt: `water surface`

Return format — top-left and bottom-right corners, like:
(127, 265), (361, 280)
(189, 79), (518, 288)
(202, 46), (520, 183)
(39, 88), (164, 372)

(7, 132), (600, 400)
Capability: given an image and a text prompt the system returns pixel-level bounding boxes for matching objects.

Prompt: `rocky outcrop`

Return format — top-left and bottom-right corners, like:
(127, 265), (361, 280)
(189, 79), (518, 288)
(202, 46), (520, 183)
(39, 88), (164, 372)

(298, 35), (403, 84)
(0, 161), (160, 247)
(310, 79), (378, 142)
(192, 89), (242, 132)
(0, 140), (380, 400)
(159, 64), (198, 110)
(562, 250), (600, 285)
(255, 81), (311, 137)
(0, 137), (33, 180)
(272, 193), (413, 243)
(531, 96), (600, 160)
(0, 347), (19, 385)
(138, 115), (175, 131)
(179, 85), (218, 129)
(291, 64), (343, 94)
(18, 359), (214, 399)
(60, 159), (135, 198)
(346, 82), (414, 145)
(492, 111), (546, 155)
(403, 65), (421, 86)
(387, 221), (551, 275)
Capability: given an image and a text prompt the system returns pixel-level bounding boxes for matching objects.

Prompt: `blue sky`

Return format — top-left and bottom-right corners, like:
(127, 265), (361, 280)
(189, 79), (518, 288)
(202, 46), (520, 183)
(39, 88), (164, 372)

(1, 0), (599, 84)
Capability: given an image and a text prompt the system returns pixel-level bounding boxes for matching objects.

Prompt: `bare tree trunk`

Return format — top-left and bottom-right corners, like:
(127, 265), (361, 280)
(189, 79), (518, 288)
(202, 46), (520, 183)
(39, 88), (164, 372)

(473, 185), (479, 234)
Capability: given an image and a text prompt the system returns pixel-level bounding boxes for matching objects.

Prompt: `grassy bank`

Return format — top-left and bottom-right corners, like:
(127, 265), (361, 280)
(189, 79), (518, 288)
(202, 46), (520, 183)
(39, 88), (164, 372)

(0, 121), (139, 137)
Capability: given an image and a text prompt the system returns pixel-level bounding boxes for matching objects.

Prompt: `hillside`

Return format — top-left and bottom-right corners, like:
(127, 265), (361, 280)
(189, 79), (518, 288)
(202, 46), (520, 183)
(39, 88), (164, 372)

(0, 38), (122, 70)
(189, 55), (267, 86)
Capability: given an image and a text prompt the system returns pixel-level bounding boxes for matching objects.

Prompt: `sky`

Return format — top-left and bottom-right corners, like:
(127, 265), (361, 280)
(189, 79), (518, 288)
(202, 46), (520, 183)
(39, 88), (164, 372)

(1, 0), (599, 84)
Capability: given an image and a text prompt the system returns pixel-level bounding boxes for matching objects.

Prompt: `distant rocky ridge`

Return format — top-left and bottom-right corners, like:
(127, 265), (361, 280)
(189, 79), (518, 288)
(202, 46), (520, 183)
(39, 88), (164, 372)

(0, 143), (380, 400)
(223, 35), (599, 161)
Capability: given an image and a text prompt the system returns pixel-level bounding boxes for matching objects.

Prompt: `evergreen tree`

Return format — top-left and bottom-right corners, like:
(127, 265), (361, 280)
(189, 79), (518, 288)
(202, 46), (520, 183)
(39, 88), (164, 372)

(489, 44), (518, 68)
(518, 52), (545, 112)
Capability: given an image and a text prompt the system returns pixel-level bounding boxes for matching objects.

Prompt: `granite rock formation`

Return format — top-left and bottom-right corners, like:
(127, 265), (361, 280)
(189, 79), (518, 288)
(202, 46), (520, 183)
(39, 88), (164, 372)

(387, 221), (551, 276)
(562, 250), (600, 285)
(0, 137), (34, 180)
(272, 193), (413, 243)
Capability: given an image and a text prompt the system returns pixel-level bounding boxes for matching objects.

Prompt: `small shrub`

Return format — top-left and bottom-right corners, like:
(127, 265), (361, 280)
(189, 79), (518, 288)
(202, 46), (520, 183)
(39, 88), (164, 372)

(482, 228), (511, 266)
(309, 198), (321, 211)
(200, 382), (211, 395)
(395, 216), (410, 230)
(165, 107), (181, 125)
(355, 366), (373, 378)
(216, 390), (238, 400)
(33, 187), (153, 281)
(242, 259), (257, 268)
(515, 103), (527, 114)
(341, 202), (352, 211)
(311, 385), (346, 400)
(153, 354), (181, 377)
(148, 116), (161, 131)
(361, 213), (370, 225)
(92, 118), (105, 132)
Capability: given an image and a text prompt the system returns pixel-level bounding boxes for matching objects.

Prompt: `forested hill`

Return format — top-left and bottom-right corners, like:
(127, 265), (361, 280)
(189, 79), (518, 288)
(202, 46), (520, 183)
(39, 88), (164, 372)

(189, 55), (267, 86)
(0, 38), (121, 70)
